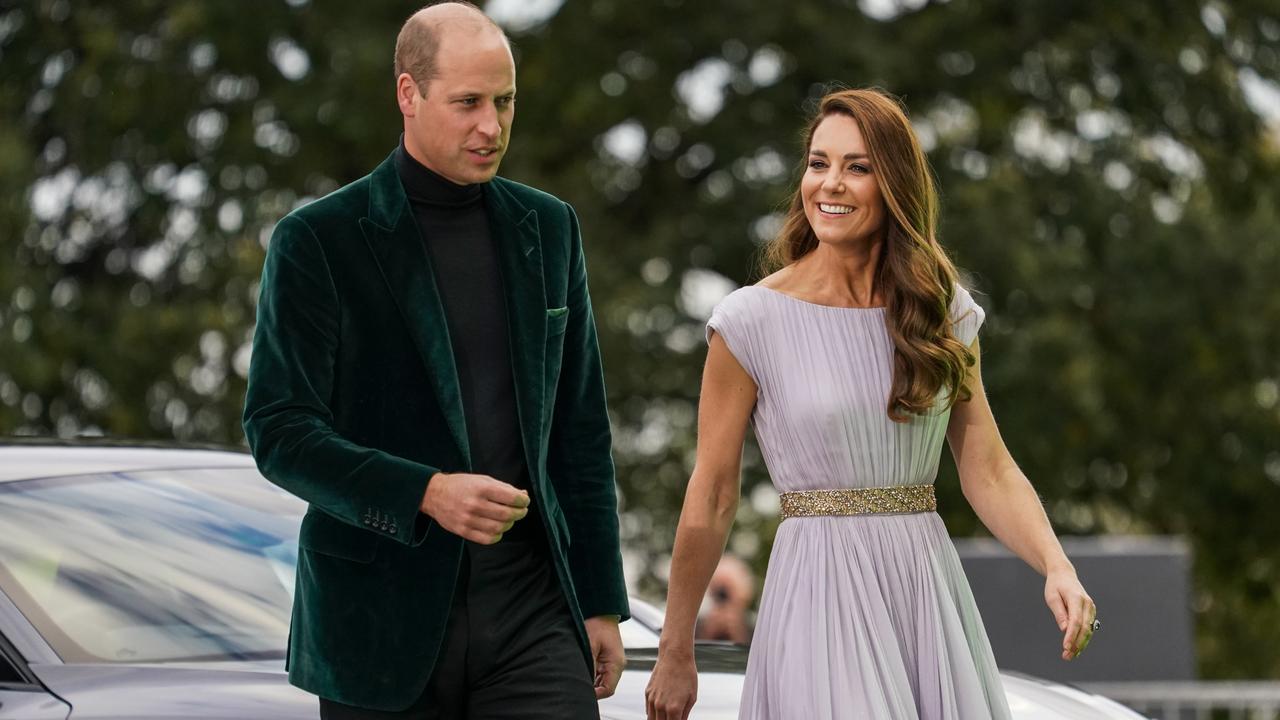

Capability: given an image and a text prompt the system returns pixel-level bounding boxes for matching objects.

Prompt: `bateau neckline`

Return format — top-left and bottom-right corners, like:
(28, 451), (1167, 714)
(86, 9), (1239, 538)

(750, 285), (887, 311)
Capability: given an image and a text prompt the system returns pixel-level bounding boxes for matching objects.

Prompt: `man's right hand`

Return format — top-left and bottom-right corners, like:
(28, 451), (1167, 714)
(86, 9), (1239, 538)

(420, 473), (530, 544)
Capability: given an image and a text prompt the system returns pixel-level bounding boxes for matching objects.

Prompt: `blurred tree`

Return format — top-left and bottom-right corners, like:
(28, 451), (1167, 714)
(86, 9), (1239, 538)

(1, 0), (1277, 677)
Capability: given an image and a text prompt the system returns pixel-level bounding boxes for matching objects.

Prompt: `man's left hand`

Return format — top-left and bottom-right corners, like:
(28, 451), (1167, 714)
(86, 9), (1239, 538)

(584, 615), (626, 699)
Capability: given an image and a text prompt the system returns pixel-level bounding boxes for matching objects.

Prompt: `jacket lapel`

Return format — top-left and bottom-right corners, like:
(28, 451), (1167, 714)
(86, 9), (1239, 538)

(360, 153), (471, 465)
(485, 179), (547, 466)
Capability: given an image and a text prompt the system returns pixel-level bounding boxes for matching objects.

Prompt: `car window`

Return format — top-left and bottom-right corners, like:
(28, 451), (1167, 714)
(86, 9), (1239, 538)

(0, 468), (304, 663)
(0, 641), (23, 684)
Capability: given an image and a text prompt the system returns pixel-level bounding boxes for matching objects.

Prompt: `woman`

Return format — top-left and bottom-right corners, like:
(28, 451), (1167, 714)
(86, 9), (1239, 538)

(644, 88), (1097, 720)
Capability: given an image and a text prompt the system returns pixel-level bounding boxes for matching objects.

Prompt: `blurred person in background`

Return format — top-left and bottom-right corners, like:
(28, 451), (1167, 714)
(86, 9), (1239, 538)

(242, 3), (626, 718)
(645, 88), (1097, 720)
(694, 554), (755, 644)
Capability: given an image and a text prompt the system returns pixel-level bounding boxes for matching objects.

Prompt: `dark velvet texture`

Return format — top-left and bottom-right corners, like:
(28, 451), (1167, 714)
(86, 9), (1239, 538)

(242, 152), (628, 711)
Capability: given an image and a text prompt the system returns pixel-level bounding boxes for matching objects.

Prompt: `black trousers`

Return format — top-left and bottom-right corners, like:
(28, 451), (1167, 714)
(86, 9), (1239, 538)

(320, 537), (599, 720)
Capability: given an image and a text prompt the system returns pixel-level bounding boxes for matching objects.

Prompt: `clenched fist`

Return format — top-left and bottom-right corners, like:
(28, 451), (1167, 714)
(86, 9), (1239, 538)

(420, 472), (530, 544)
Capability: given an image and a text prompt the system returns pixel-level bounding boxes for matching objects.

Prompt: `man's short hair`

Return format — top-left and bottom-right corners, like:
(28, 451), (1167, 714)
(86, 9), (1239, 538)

(394, 1), (509, 96)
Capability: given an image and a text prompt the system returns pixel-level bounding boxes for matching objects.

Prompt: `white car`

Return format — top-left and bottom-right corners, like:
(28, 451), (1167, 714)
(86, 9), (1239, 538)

(0, 442), (1148, 719)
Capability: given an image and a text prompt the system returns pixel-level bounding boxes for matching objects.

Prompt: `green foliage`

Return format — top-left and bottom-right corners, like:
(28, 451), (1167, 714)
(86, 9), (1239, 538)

(2, 0), (1278, 677)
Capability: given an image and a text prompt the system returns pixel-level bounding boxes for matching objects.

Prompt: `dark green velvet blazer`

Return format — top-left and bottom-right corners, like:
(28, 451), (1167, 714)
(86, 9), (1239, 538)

(242, 152), (629, 711)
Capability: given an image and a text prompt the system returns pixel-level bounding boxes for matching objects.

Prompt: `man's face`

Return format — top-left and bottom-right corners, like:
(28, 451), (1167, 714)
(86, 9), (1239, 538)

(400, 28), (515, 185)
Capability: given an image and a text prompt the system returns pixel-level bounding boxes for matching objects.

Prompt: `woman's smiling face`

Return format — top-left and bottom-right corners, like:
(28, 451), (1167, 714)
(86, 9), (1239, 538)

(801, 113), (887, 248)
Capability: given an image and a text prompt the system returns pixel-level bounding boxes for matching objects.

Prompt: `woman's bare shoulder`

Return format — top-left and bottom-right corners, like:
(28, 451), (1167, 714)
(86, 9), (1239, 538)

(754, 267), (791, 290)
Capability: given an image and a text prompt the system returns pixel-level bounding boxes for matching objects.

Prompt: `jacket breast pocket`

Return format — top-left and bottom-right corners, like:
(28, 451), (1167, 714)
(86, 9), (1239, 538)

(547, 306), (569, 337)
(298, 509), (379, 564)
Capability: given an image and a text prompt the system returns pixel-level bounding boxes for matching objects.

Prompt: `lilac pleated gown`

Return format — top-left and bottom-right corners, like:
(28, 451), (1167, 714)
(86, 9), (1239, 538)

(706, 285), (1012, 720)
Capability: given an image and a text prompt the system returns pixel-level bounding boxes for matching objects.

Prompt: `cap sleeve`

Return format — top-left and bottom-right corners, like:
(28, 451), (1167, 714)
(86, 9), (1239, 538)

(705, 288), (760, 383)
(949, 284), (986, 347)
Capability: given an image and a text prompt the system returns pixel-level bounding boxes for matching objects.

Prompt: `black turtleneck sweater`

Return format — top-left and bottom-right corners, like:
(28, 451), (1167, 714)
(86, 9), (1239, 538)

(395, 142), (539, 540)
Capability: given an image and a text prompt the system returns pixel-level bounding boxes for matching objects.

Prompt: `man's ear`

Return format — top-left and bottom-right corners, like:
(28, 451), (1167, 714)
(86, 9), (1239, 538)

(396, 73), (419, 117)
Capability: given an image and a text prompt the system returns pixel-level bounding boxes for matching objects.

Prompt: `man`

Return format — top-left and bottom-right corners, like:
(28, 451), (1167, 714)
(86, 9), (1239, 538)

(242, 3), (628, 718)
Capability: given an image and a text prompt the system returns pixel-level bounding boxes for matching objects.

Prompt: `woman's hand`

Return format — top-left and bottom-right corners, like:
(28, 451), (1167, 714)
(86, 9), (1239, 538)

(645, 647), (698, 720)
(1045, 566), (1097, 660)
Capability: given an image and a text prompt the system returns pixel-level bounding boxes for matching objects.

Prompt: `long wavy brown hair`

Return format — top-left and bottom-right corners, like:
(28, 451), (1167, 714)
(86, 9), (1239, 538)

(762, 88), (975, 422)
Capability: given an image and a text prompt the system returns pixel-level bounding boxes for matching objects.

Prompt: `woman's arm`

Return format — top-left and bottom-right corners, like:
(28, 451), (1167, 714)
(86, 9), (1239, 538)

(646, 331), (757, 720)
(946, 337), (1097, 661)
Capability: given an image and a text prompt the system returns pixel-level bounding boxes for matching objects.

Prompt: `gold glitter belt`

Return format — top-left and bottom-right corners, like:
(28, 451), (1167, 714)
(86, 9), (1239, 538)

(778, 485), (937, 519)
